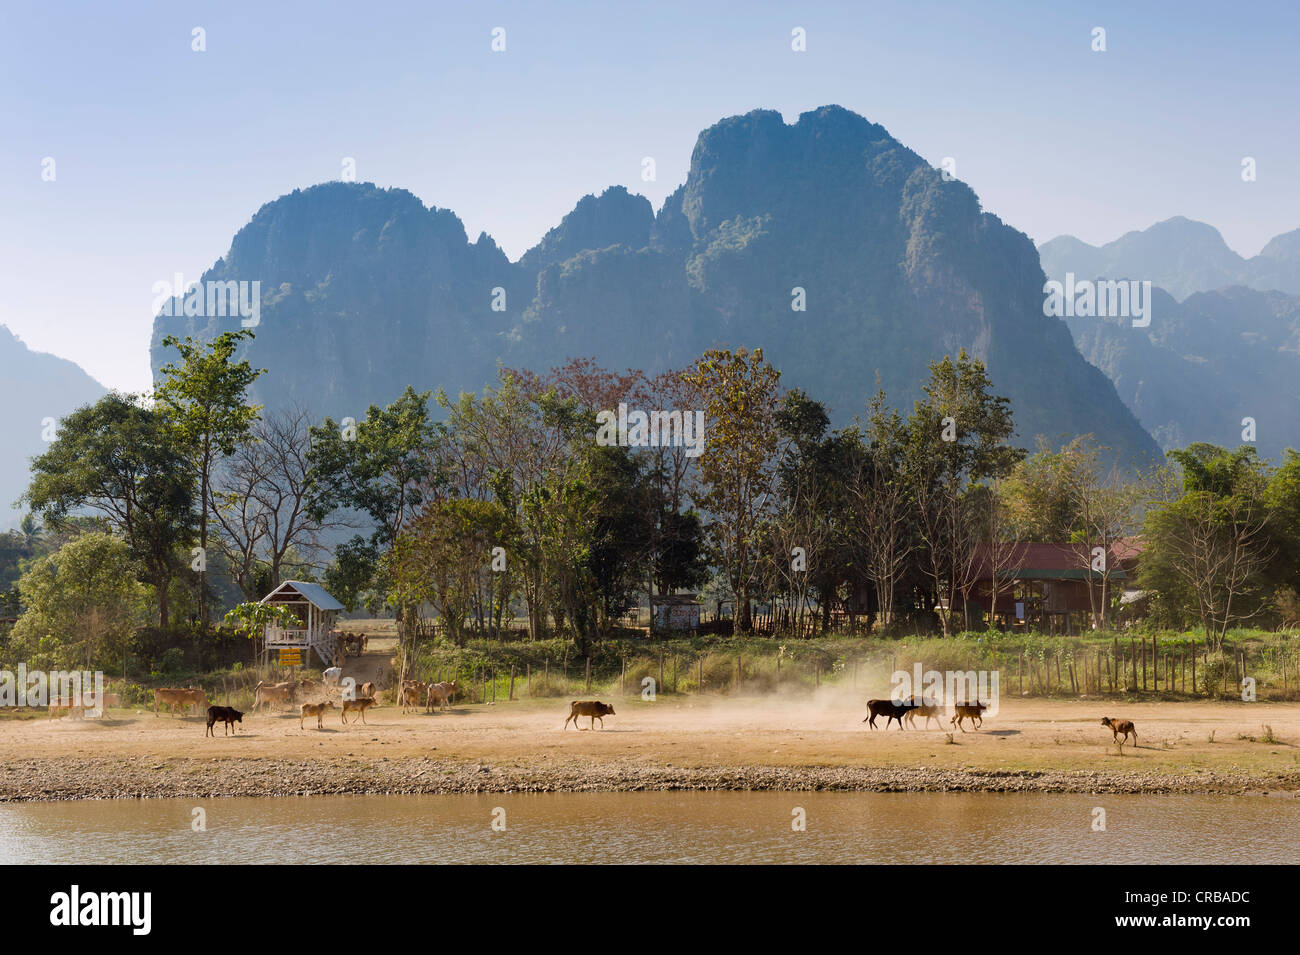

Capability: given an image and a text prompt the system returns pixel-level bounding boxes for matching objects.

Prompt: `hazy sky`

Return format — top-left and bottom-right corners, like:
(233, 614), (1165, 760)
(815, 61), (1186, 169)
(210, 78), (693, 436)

(3, 0), (1297, 393)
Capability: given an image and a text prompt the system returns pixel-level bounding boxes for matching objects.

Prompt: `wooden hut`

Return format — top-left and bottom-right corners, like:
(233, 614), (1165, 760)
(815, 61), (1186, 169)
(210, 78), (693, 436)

(258, 580), (344, 668)
(965, 541), (1142, 633)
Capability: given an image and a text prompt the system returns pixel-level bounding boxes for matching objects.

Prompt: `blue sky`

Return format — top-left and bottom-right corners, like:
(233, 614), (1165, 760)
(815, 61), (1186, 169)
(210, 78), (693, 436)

(2, 0), (1298, 392)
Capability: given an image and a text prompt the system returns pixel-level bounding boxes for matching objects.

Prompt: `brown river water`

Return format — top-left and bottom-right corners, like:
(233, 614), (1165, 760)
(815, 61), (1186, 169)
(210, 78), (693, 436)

(2, 792), (1296, 864)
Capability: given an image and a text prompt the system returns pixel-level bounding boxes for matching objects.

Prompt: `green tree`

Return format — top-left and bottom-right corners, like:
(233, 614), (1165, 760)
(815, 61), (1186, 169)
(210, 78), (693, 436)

(1141, 445), (1274, 646)
(9, 533), (149, 669)
(24, 394), (195, 628)
(684, 347), (781, 633)
(904, 352), (1023, 634)
(155, 330), (264, 625)
(307, 386), (442, 637)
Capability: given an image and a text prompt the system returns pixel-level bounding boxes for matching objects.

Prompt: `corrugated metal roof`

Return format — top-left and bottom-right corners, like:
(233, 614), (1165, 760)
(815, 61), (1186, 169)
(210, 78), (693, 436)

(260, 580), (344, 611)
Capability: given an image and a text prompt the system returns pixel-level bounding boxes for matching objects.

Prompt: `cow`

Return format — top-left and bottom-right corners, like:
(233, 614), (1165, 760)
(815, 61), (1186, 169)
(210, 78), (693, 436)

(154, 687), (207, 718)
(206, 705), (244, 736)
(862, 698), (917, 730)
(903, 699), (946, 730)
(341, 697), (376, 724)
(300, 700), (336, 730)
(359, 681), (377, 701)
(564, 700), (615, 730)
(951, 701), (989, 732)
(400, 681), (426, 713)
(322, 667), (343, 688)
(252, 681), (297, 713)
(425, 681), (458, 713)
(1101, 716), (1138, 745)
(47, 701), (85, 720)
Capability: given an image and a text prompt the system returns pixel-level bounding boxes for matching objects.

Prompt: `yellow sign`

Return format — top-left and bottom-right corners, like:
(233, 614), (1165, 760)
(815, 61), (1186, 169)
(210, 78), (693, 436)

(278, 649), (302, 665)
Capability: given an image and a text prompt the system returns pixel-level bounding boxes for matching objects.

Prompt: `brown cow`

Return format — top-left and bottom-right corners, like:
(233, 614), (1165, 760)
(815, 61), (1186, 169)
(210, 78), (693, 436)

(341, 697), (376, 724)
(154, 687), (207, 717)
(47, 701), (86, 720)
(425, 681), (458, 713)
(951, 701), (989, 732)
(359, 681), (377, 700)
(903, 699), (946, 730)
(564, 700), (615, 730)
(1101, 716), (1138, 745)
(300, 700), (336, 730)
(400, 681), (426, 713)
(252, 681), (297, 713)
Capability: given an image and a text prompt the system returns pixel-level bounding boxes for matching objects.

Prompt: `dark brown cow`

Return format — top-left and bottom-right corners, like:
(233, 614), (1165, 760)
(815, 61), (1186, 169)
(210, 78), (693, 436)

(862, 698), (917, 730)
(206, 705), (244, 736)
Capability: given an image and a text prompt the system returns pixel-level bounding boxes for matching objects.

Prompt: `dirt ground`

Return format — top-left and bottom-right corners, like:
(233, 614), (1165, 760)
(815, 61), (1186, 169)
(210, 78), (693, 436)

(3, 677), (1299, 800)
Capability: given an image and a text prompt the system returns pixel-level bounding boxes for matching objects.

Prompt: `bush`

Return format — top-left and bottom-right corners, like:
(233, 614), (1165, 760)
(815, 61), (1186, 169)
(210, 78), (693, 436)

(159, 647), (185, 674)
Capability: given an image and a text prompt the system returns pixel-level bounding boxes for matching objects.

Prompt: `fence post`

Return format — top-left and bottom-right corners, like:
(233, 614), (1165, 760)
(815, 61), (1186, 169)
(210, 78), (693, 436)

(1018, 652), (1023, 696)
(698, 656), (703, 693)
(510, 665), (516, 701)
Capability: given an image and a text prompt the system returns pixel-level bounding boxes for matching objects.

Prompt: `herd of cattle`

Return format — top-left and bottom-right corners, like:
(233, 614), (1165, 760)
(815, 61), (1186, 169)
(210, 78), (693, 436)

(51, 676), (1142, 747)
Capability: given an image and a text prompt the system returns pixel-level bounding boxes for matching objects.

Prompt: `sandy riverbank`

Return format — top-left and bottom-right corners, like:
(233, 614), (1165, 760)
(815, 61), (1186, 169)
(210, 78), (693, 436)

(2, 694), (1298, 801)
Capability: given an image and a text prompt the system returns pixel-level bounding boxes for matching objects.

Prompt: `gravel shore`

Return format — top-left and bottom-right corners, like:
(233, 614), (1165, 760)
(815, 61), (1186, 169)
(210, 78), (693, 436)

(3, 755), (1297, 801)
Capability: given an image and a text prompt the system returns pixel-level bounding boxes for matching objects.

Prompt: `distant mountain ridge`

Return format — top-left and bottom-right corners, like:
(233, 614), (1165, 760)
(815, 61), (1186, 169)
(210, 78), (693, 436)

(1066, 285), (1300, 461)
(151, 105), (1161, 468)
(1039, 217), (1300, 301)
(0, 326), (107, 527)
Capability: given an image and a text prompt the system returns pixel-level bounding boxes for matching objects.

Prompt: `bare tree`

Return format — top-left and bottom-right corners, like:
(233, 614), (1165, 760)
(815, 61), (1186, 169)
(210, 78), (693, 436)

(215, 407), (338, 599)
(1153, 491), (1274, 647)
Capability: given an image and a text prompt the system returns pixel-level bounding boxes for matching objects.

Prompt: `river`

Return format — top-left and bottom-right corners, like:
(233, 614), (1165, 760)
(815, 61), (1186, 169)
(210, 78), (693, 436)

(2, 791), (1295, 864)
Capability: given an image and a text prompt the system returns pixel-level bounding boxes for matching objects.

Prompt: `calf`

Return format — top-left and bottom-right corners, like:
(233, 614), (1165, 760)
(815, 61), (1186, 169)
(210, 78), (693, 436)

(341, 696), (375, 725)
(47, 701), (85, 720)
(564, 700), (615, 730)
(951, 701), (989, 732)
(400, 681), (426, 713)
(903, 699), (946, 730)
(300, 700), (335, 730)
(1100, 716), (1138, 745)
(252, 681), (296, 713)
(206, 705), (244, 736)
(862, 698), (917, 730)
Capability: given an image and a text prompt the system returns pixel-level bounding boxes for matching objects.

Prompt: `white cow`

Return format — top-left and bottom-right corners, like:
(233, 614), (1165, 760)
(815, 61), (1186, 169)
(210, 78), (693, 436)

(322, 666), (343, 688)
